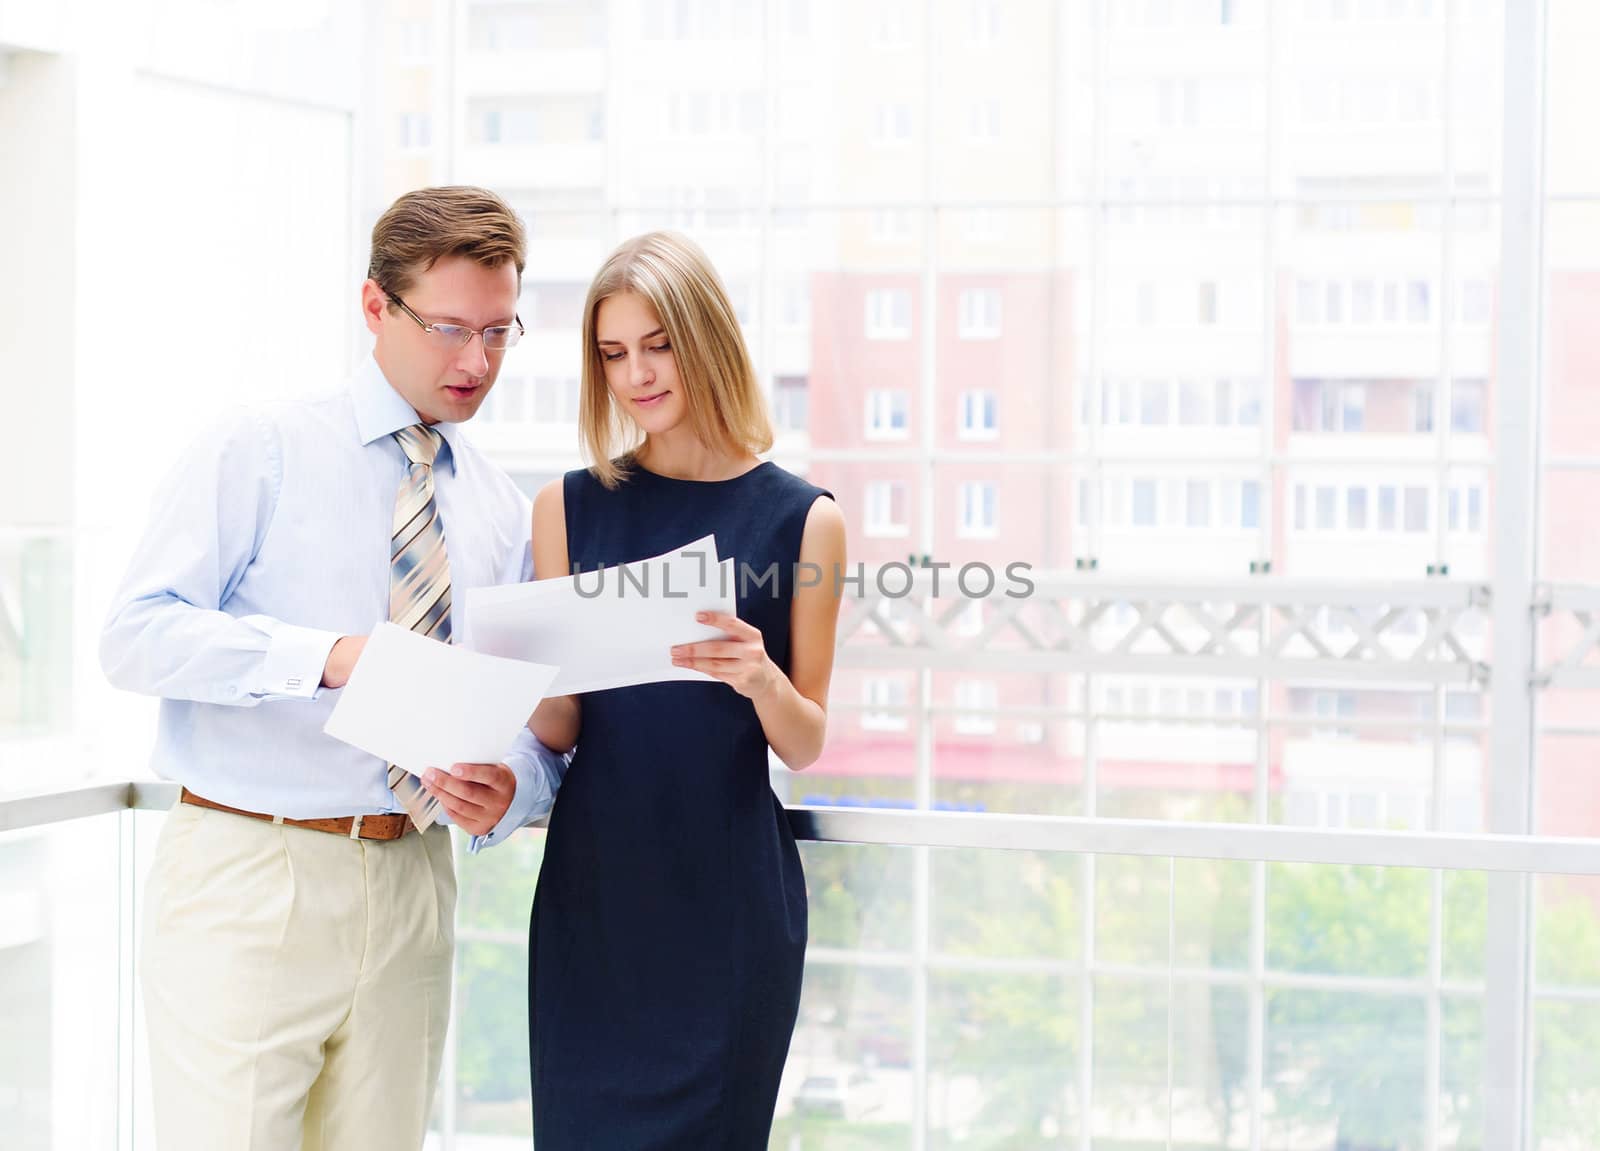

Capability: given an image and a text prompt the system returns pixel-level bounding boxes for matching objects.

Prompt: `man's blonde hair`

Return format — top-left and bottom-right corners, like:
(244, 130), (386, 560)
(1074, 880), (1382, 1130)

(367, 185), (526, 299)
(580, 231), (773, 488)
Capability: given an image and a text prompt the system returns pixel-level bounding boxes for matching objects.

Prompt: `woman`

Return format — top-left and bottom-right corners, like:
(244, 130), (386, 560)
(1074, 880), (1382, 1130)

(524, 230), (846, 1146)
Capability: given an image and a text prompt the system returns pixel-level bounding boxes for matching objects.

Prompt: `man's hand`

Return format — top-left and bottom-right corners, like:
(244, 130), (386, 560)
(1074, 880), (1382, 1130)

(321, 635), (367, 689)
(420, 762), (517, 837)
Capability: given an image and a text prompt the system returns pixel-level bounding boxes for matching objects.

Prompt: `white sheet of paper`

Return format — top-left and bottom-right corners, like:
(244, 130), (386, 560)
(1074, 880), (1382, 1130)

(323, 623), (559, 776)
(460, 533), (738, 695)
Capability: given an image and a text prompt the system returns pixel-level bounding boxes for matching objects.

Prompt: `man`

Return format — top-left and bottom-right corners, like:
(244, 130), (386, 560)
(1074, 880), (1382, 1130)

(100, 185), (563, 1150)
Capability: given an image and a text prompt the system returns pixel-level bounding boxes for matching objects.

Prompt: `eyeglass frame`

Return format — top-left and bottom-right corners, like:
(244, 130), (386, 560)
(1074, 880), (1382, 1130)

(385, 292), (525, 351)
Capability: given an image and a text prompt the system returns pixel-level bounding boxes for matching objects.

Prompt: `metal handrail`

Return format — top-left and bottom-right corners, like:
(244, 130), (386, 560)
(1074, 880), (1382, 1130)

(3, 779), (1598, 875)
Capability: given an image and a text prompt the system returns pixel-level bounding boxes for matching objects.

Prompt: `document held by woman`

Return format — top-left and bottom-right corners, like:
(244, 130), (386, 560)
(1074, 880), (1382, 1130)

(457, 532), (737, 694)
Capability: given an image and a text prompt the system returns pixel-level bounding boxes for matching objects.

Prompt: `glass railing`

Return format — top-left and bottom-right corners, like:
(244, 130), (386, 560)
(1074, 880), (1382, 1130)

(3, 784), (1598, 1150)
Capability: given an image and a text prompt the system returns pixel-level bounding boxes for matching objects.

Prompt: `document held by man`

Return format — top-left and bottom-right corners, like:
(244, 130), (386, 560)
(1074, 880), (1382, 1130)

(458, 532), (737, 695)
(323, 622), (559, 776)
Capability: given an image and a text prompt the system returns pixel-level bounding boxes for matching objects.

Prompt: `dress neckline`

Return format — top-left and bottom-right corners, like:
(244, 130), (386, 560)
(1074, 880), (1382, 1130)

(626, 458), (774, 486)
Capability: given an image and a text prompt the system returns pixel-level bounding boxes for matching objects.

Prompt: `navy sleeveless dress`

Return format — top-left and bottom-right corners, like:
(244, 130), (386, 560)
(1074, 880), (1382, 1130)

(528, 458), (831, 1148)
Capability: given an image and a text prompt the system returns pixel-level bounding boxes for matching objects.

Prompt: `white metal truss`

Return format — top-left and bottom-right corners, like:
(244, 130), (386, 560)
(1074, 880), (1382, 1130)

(1533, 583), (1600, 689)
(834, 571), (1493, 686)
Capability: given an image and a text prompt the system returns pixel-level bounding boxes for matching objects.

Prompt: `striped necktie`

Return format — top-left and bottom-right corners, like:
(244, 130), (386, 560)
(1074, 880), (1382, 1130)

(387, 423), (451, 830)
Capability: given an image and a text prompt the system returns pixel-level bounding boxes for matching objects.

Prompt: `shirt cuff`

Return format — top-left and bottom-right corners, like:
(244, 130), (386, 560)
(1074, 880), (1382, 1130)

(252, 618), (344, 701)
(467, 731), (568, 854)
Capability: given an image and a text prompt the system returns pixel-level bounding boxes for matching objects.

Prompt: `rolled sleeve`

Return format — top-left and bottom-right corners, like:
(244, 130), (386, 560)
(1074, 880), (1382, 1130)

(467, 726), (571, 854)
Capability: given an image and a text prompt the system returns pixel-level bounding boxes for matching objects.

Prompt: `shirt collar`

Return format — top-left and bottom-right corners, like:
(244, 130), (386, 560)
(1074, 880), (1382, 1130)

(351, 354), (461, 475)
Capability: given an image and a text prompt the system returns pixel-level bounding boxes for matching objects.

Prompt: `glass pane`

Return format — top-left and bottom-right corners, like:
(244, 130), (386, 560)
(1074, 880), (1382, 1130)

(1095, 856), (1251, 972)
(931, 672), (1083, 818)
(1275, 7), (1446, 198)
(1533, 728), (1600, 840)
(928, 970), (1078, 1148)
(1264, 990), (1427, 1150)
(804, 842), (915, 954)
(1440, 993), (1486, 1151)
(932, 849), (1080, 961)
(1534, 874), (1600, 989)
(1092, 975), (1169, 1145)
(0, 531), (73, 756)
(0, 813), (125, 1149)
(781, 965), (914, 1142)
(448, 828), (542, 1137)
(1096, 689), (1260, 824)
(813, 667), (919, 809)
(1266, 863), (1430, 979)
(1103, 5), (1269, 197)
(1172, 982), (1251, 1150)
(1270, 687), (1464, 833)
(1442, 870), (1489, 985)
(1545, 0), (1600, 196)
(1532, 999), (1600, 1150)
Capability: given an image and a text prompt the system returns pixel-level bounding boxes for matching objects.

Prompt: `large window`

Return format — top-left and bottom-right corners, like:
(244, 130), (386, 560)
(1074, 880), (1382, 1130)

(12, 1), (1600, 1149)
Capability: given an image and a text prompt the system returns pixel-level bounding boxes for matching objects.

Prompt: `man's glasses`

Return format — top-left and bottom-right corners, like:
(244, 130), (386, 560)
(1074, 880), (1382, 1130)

(387, 293), (525, 351)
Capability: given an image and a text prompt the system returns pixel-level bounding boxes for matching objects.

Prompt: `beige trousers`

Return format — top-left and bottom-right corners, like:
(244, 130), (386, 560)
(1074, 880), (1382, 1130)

(141, 802), (456, 1150)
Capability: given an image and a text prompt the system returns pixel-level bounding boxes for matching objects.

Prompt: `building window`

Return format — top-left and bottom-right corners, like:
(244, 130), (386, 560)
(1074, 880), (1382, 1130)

(863, 677), (909, 732)
(958, 289), (1002, 340)
(1452, 379), (1487, 433)
(865, 289), (912, 339)
(1346, 486), (1369, 531)
(532, 377), (580, 423)
(958, 481), (998, 538)
(1378, 485), (1399, 531)
(962, 208), (1005, 242)
(1404, 486), (1430, 533)
(398, 112), (432, 150)
(1407, 280), (1432, 325)
(870, 209), (914, 243)
(773, 376), (808, 433)
(779, 280), (810, 329)
(1140, 380), (1171, 426)
(1351, 278), (1377, 324)
(954, 679), (998, 735)
(870, 0), (914, 46)
(958, 390), (998, 440)
(1459, 278), (1493, 327)
(1315, 485), (1338, 531)
(1185, 480), (1211, 528)
(1413, 383), (1435, 433)
(1241, 480), (1261, 530)
(1136, 282), (1158, 326)
(1179, 379), (1211, 426)
(864, 481), (910, 538)
(865, 389), (911, 440)
(1297, 278), (1322, 325)
(872, 102), (914, 144)
(969, 0), (1001, 40)
(1293, 379), (1366, 433)
(1131, 479), (1158, 527)
(967, 99), (1001, 143)
(1448, 484), (1485, 534)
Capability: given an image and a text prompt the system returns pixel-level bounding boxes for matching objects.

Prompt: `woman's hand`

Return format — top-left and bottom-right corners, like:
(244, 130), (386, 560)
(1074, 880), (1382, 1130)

(671, 611), (781, 701)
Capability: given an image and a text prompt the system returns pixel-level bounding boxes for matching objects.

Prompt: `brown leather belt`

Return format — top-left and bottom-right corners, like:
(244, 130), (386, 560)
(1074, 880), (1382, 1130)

(179, 788), (416, 841)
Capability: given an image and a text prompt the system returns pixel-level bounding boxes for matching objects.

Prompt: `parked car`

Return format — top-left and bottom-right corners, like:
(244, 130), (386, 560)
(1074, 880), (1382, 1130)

(794, 1068), (887, 1120)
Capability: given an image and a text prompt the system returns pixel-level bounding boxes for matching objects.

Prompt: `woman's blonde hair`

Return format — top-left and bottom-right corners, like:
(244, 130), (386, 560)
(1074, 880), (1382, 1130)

(579, 231), (773, 488)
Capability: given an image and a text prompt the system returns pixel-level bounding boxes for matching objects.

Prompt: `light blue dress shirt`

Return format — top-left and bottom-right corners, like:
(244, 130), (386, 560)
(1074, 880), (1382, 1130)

(100, 355), (566, 851)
